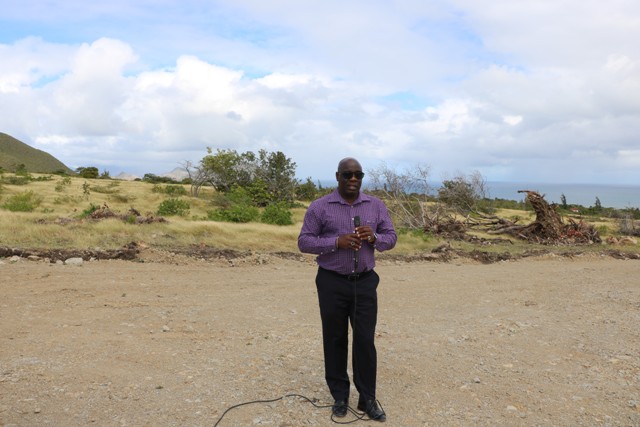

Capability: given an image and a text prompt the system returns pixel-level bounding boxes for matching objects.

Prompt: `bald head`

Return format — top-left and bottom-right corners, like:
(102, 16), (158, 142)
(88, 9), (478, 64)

(337, 157), (361, 172)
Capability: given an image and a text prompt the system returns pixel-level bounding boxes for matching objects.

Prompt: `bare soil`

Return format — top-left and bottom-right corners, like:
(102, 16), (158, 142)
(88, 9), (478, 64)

(1, 250), (639, 426)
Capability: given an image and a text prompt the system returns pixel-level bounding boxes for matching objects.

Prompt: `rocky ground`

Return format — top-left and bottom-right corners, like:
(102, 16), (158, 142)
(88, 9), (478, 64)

(1, 249), (639, 426)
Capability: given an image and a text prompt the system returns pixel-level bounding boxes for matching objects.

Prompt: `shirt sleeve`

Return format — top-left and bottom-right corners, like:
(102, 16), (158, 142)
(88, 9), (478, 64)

(297, 202), (339, 255)
(372, 199), (397, 252)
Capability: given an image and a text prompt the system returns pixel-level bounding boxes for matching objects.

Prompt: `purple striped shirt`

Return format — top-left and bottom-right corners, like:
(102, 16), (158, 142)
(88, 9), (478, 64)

(298, 189), (397, 275)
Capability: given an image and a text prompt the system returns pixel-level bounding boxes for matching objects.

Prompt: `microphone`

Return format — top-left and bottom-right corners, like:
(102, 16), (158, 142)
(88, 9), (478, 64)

(353, 216), (361, 272)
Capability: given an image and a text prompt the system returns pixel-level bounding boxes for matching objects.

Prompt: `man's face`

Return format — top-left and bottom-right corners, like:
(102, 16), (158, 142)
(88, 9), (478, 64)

(336, 159), (363, 199)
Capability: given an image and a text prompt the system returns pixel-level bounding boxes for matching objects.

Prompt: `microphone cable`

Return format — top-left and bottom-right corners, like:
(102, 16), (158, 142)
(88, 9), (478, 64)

(212, 393), (372, 425)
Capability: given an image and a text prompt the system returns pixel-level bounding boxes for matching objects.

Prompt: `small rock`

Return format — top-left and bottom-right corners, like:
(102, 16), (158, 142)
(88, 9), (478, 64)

(162, 325), (170, 332)
(65, 257), (84, 266)
(9, 256), (21, 263)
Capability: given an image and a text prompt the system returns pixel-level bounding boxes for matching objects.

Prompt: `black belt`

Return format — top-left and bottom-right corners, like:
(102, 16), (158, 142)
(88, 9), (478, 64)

(320, 267), (374, 281)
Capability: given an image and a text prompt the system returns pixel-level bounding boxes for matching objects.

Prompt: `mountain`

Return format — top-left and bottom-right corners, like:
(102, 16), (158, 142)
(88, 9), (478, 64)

(161, 167), (189, 181)
(113, 172), (140, 181)
(0, 132), (74, 174)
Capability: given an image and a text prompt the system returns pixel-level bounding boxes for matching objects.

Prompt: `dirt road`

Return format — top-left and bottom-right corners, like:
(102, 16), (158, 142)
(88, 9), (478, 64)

(1, 252), (639, 426)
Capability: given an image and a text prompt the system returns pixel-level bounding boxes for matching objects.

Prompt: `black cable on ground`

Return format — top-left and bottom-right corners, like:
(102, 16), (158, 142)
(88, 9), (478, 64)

(213, 393), (376, 426)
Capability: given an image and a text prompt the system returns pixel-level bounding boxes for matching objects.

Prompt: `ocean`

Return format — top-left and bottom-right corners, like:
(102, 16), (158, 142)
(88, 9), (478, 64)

(485, 182), (640, 209)
(316, 180), (640, 209)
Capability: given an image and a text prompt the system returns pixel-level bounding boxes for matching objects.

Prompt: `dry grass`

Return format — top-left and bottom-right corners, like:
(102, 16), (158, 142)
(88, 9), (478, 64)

(0, 174), (636, 255)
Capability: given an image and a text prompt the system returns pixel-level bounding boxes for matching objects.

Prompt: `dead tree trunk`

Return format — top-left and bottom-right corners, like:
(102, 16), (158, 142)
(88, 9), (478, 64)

(517, 190), (564, 240)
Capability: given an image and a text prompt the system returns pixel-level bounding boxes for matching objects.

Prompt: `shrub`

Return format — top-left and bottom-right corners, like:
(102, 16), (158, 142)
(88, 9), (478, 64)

(295, 177), (319, 201)
(152, 184), (187, 196)
(261, 202), (294, 225)
(79, 203), (100, 218)
(143, 174), (178, 184)
(2, 176), (31, 185)
(157, 198), (190, 216)
(55, 176), (72, 192)
(208, 205), (259, 223)
(90, 184), (120, 194)
(164, 185), (187, 196)
(2, 190), (43, 212)
(82, 181), (91, 199)
(245, 178), (272, 207)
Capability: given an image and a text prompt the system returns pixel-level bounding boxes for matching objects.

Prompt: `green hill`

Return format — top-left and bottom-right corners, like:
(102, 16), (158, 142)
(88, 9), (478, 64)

(0, 132), (74, 174)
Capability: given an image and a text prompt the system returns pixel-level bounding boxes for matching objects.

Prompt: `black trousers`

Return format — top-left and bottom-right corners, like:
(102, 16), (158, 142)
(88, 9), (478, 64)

(315, 267), (380, 402)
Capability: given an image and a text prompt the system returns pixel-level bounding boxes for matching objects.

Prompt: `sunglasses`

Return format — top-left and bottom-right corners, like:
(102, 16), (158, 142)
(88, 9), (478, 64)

(340, 171), (365, 180)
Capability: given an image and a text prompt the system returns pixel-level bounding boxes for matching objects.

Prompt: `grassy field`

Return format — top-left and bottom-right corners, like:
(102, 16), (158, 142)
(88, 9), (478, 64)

(0, 174), (637, 257)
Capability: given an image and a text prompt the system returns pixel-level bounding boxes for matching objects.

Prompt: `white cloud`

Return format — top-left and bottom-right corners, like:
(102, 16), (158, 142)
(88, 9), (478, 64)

(0, 1), (639, 185)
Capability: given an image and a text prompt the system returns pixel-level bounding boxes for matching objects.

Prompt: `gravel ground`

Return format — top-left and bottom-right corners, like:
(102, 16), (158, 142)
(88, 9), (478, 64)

(1, 251), (639, 426)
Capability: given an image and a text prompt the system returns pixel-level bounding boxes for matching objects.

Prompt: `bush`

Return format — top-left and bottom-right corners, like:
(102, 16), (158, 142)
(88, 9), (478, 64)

(261, 202), (294, 225)
(208, 205), (259, 223)
(152, 184), (188, 196)
(245, 179), (272, 207)
(295, 177), (319, 201)
(2, 190), (43, 212)
(143, 174), (178, 184)
(157, 198), (190, 216)
(55, 176), (72, 192)
(79, 203), (100, 218)
(165, 185), (187, 196)
(90, 184), (120, 194)
(2, 176), (31, 185)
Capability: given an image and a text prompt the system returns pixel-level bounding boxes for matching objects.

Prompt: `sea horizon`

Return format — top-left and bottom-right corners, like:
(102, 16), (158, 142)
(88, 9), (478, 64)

(315, 179), (640, 209)
(484, 182), (639, 209)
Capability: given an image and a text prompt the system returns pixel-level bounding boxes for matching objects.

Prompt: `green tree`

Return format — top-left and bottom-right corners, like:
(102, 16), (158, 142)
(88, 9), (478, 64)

(560, 193), (568, 209)
(76, 166), (99, 179)
(594, 196), (602, 212)
(199, 148), (297, 205)
(255, 149), (297, 205)
(142, 173), (177, 183)
(296, 177), (319, 201)
(201, 148), (256, 192)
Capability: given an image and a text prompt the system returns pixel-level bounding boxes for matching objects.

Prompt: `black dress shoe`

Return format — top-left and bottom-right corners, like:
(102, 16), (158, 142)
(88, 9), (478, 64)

(332, 399), (348, 417)
(357, 399), (386, 422)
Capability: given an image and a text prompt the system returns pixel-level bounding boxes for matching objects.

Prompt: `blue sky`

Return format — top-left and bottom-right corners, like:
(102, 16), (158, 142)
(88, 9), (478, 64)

(1, 0), (639, 184)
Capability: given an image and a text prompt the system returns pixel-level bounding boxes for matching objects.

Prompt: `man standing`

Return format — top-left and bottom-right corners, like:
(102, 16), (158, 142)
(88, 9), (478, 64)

(298, 157), (397, 422)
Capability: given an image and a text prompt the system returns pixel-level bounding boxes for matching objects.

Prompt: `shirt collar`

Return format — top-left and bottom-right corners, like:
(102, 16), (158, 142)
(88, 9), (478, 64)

(328, 188), (371, 205)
